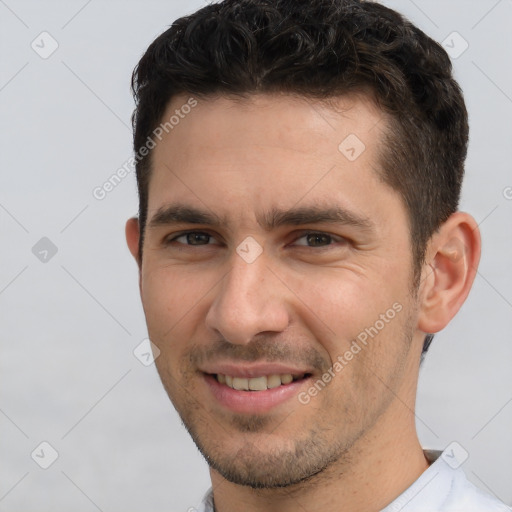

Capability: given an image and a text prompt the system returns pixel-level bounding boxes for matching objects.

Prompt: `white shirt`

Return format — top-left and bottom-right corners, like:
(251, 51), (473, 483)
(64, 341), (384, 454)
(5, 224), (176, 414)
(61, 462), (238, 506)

(194, 448), (511, 511)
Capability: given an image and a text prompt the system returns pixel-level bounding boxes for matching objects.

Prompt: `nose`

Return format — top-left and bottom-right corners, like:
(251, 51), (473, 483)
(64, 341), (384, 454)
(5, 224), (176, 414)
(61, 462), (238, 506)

(205, 250), (290, 345)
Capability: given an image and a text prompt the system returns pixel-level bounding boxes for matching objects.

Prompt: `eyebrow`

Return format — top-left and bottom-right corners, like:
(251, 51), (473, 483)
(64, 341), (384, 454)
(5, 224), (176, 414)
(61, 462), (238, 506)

(262, 205), (374, 232)
(147, 203), (374, 233)
(148, 205), (226, 229)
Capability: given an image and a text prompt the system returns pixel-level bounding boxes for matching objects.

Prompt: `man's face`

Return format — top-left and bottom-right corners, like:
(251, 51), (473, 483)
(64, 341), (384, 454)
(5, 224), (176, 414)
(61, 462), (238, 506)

(135, 93), (424, 488)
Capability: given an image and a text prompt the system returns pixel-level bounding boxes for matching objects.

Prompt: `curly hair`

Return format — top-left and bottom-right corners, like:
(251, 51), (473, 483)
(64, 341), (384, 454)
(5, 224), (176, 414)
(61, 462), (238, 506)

(131, 0), (469, 355)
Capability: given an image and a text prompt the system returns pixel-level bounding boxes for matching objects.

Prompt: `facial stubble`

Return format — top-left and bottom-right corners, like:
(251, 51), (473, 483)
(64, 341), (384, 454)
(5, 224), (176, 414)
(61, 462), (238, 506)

(152, 302), (417, 490)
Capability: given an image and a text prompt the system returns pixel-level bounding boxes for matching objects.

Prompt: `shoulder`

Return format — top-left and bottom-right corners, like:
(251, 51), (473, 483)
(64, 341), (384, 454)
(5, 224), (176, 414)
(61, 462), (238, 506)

(443, 469), (511, 512)
(385, 449), (511, 512)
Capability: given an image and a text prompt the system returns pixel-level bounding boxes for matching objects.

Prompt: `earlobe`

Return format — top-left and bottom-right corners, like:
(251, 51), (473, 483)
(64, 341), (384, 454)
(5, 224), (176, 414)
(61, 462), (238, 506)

(125, 217), (141, 268)
(417, 212), (481, 334)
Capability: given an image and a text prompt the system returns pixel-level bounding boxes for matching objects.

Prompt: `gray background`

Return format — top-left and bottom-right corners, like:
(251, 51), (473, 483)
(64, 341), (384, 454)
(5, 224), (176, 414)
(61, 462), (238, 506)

(0, 0), (511, 510)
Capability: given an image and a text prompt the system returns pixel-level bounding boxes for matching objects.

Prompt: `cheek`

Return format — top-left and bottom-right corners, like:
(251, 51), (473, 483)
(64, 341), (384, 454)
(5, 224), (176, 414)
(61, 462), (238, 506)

(287, 268), (396, 347)
(140, 265), (213, 342)
(286, 265), (414, 396)
(298, 273), (414, 421)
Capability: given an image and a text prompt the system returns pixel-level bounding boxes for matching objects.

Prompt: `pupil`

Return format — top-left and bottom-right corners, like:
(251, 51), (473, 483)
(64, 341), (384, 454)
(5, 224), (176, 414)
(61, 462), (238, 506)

(308, 233), (330, 246)
(188, 233), (209, 245)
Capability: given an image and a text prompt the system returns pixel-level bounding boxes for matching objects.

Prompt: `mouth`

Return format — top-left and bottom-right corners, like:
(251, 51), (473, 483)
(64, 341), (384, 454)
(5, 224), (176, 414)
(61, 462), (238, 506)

(214, 372), (310, 391)
(202, 369), (313, 414)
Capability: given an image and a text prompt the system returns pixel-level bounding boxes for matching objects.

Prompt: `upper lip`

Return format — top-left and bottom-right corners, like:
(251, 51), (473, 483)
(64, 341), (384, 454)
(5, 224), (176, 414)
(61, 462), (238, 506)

(200, 362), (313, 379)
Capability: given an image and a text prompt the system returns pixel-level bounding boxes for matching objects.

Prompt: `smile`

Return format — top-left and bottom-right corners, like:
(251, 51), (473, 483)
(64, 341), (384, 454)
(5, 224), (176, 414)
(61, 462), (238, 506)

(216, 373), (308, 391)
(203, 370), (313, 414)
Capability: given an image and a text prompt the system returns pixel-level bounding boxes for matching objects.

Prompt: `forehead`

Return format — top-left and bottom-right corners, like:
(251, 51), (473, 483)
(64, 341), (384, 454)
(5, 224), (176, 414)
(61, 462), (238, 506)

(147, 93), (396, 223)
(154, 92), (384, 157)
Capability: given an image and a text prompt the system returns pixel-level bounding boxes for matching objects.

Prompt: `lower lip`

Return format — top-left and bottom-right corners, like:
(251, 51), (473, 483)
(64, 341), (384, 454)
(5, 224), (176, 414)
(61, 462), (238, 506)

(204, 374), (310, 414)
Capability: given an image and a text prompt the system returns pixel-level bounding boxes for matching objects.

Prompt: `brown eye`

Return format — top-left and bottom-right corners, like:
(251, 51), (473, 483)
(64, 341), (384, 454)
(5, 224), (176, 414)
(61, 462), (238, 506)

(306, 233), (332, 246)
(185, 232), (211, 245)
(294, 232), (337, 247)
(168, 231), (216, 245)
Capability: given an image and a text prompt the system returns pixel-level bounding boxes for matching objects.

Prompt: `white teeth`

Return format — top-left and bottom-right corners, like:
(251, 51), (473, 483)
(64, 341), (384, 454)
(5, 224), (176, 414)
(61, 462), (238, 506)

(249, 376), (267, 391)
(216, 373), (301, 391)
(232, 377), (249, 390)
(280, 374), (293, 384)
(267, 374), (282, 389)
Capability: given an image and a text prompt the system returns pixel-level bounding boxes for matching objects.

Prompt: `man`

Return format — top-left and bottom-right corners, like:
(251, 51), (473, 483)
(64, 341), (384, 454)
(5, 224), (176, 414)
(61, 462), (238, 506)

(125, 0), (509, 510)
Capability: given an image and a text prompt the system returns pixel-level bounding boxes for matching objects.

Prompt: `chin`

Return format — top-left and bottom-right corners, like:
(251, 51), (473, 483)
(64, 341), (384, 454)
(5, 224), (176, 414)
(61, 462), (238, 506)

(186, 421), (345, 489)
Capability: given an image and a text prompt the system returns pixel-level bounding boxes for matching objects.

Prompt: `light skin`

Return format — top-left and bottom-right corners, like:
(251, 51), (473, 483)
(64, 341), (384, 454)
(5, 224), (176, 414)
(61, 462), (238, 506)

(126, 93), (481, 512)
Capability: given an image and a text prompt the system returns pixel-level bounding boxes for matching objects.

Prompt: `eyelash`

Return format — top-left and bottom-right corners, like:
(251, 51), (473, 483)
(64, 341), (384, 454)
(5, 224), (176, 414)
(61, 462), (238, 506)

(165, 231), (346, 248)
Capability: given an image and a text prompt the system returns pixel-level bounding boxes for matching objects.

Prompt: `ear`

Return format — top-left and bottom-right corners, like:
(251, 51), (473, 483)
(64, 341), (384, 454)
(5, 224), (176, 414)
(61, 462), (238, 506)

(417, 212), (481, 334)
(125, 217), (141, 269)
